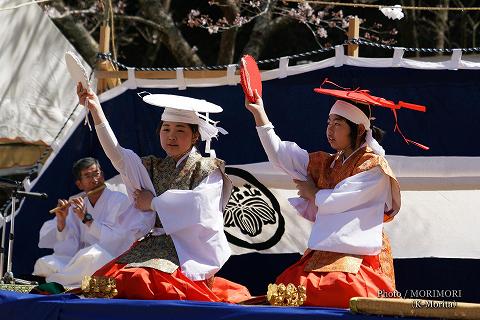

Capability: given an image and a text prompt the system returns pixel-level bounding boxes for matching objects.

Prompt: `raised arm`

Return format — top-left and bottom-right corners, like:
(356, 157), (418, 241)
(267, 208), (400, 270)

(76, 84), (124, 169)
(76, 84), (156, 199)
(244, 92), (309, 181)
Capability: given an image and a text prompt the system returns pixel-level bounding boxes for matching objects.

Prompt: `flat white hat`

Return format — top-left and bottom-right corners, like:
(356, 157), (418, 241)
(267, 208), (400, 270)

(139, 92), (227, 157)
(142, 94), (223, 113)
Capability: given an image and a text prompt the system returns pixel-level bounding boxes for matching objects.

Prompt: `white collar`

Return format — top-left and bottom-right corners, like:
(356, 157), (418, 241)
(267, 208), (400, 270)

(330, 142), (367, 168)
(175, 147), (196, 168)
(342, 142), (367, 164)
(85, 187), (108, 210)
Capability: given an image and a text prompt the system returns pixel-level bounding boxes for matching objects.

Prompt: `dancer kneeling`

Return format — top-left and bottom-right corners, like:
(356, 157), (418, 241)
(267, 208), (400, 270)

(77, 86), (250, 303)
(245, 89), (402, 308)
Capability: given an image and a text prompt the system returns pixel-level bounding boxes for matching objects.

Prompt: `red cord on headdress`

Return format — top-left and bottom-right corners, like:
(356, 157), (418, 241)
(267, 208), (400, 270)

(315, 79), (429, 150)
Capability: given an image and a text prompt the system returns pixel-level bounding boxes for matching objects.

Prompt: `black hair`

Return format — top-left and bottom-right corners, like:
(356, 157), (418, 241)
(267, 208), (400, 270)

(156, 121), (199, 136)
(338, 100), (386, 149)
(72, 157), (101, 180)
(156, 121), (200, 145)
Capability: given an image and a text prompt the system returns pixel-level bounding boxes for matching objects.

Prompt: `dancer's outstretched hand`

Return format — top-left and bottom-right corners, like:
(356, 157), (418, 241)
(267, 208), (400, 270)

(244, 90), (264, 113)
(76, 82), (101, 112)
(244, 90), (270, 126)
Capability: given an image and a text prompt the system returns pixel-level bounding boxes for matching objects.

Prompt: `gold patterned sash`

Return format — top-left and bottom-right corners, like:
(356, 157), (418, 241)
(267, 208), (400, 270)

(304, 250), (363, 274)
(117, 234), (179, 273)
(303, 232), (396, 284)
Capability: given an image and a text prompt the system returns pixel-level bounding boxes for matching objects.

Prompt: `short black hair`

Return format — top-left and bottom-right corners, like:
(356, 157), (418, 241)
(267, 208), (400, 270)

(72, 157), (101, 180)
(156, 121), (199, 136)
(338, 100), (386, 148)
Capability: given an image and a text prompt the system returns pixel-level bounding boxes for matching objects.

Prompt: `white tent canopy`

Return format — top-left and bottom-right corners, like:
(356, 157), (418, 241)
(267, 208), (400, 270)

(0, 0), (89, 170)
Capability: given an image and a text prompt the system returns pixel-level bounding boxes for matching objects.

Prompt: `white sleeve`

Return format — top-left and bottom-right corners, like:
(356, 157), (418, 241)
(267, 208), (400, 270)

(88, 195), (154, 256)
(94, 122), (124, 170)
(83, 196), (109, 241)
(117, 205), (154, 241)
(95, 121), (156, 200)
(314, 167), (390, 215)
(151, 169), (223, 235)
(38, 218), (65, 248)
(85, 220), (102, 240)
(38, 208), (81, 256)
(256, 123), (309, 181)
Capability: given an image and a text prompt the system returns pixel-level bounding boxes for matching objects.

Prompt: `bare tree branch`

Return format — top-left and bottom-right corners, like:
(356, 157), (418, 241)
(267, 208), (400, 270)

(241, 0), (279, 58)
(49, 1), (99, 66)
(455, 0), (480, 47)
(116, 15), (167, 32)
(43, 0), (403, 70)
(136, 0), (203, 66)
(54, 9), (96, 19)
(162, 0), (172, 11)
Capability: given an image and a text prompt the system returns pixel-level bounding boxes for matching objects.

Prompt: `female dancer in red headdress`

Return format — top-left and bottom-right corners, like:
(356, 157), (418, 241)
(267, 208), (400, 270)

(245, 90), (401, 308)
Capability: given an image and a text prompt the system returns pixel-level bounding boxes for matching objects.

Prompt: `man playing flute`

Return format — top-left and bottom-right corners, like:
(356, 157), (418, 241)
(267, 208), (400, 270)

(33, 157), (154, 286)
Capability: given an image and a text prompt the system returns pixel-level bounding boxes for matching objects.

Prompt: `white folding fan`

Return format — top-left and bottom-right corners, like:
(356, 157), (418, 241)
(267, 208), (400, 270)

(65, 51), (92, 129)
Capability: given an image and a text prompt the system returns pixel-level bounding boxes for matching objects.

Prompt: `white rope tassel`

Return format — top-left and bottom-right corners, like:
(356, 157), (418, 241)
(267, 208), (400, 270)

(83, 101), (92, 131)
(197, 112), (228, 158)
(204, 112), (215, 158)
(205, 139), (216, 158)
(366, 130), (385, 156)
(195, 112), (228, 140)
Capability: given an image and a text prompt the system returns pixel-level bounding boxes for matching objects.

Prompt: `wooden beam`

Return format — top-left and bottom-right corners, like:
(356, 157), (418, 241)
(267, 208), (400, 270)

(95, 69), (237, 80)
(347, 16), (360, 57)
(98, 25), (110, 53)
(96, 25), (121, 93)
(97, 25), (109, 93)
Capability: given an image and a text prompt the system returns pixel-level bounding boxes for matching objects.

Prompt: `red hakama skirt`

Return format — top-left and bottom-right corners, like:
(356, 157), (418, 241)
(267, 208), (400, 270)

(275, 251), (395, 308)
(94, 244), (250, 303)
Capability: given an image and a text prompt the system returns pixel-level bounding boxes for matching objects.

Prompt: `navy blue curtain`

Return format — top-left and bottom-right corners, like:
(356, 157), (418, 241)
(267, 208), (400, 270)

(10, 66), (480, 301)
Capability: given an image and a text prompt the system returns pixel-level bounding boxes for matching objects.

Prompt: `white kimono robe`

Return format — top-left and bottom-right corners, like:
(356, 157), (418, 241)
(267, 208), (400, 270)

(95, 121), (231, 281)
(256, 123), (393, 256)
(33, 188), (152, 286)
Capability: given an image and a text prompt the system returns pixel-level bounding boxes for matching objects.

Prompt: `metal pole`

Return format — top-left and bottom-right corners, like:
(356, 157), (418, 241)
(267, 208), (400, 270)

(1, 190), (37, 285)
(3, 195), (15, 283)
(0, 202), (7, 279)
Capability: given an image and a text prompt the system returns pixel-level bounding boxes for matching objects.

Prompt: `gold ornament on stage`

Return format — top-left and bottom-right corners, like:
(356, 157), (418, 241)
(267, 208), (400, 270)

(266, 283), (306, 306)
(81, 275), (118, 298)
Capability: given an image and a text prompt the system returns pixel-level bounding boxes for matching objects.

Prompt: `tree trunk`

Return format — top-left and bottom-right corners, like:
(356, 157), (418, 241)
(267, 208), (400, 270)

(50, 2), (99, 66)
(458, 0), (480, 48)
(434, 0), (449, 50)
(138, 0), (203, 66)
(217, 0), (240, 65)
(162, 0), (171, 11)
(144, 40), (162, 67)
(139, 0), (172, 66)
(241, 0), (279, 59)
(400, 0), (420, 57)
(218, 29), (238, 65)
